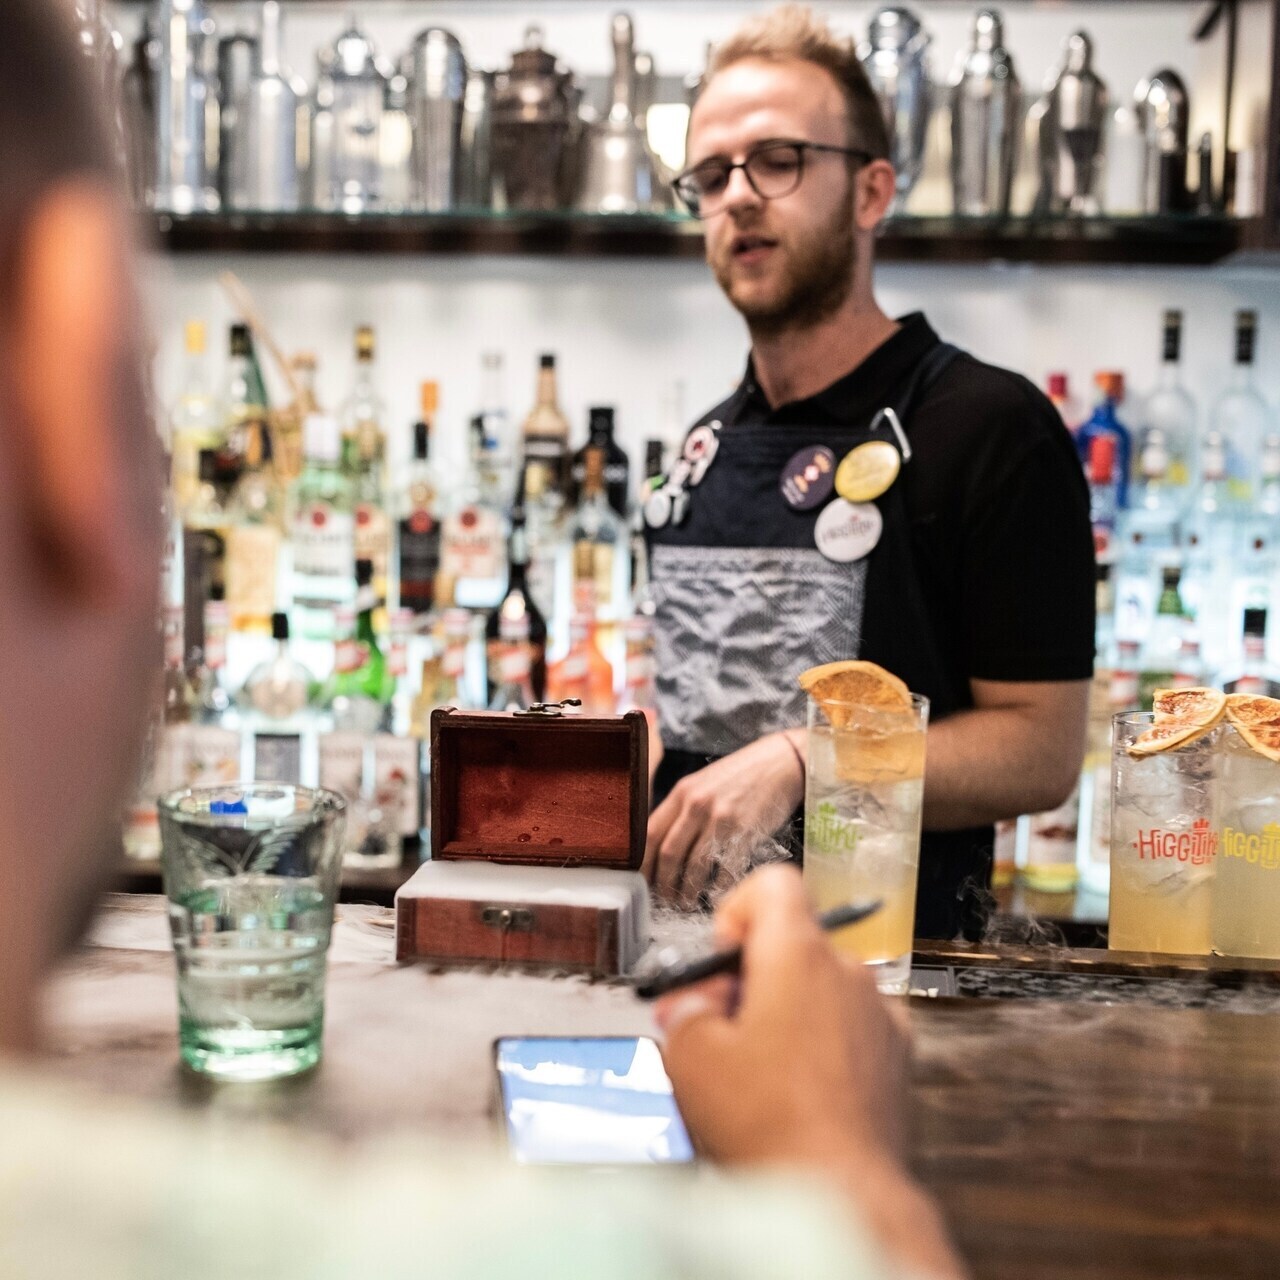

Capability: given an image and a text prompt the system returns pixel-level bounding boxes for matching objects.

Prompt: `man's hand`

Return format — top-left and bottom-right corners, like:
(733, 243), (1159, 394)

(657, 866), (966, 1279)
(643, 732), (805, 908)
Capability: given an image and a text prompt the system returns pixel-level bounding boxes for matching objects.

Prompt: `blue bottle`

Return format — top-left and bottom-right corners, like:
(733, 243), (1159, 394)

(1076, 372), (1133, 509)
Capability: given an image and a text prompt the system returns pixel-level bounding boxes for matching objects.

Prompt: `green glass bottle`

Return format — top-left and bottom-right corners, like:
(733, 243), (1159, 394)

(326, 558), (394, 732)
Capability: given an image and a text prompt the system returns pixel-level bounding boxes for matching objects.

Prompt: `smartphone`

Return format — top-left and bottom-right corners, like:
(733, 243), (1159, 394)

(494, 1036), (695, 1166)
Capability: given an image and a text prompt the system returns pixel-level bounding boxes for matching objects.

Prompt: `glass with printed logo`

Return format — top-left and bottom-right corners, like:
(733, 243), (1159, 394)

(803, 692), (928, 995)
(1210, 712), (1280, 959)
(1109, 712), (1216, 954)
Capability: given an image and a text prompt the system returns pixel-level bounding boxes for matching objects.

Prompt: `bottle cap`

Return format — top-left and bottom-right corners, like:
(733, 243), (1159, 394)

(1161, 565), (1182, 588)
(355, 558), (374, 587)
(420, 381), (439, 419)
(229, 323), (252, 357)
(271, 611), (290, 641)
(1047, 373), (1068, 398)
(355, 325), (375, 361)
(185, 320), (207, 356)
(1244, 607), (1268, 639)
(197, 448), (218, 483)
(539, 353), (556, 370)
(303, 414), (341, 462)
(413, 419), (430, 461)
(589, 407), (615, 439)
(1094, 371), (1125, 401)
(443, 607), (471, 636)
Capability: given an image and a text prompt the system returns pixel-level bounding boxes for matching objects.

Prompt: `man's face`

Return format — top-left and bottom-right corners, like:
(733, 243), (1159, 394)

(686, 58), (861, 337)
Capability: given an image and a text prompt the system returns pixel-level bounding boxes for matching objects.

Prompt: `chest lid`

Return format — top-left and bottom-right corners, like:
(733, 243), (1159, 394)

(429, 707), (648, 869)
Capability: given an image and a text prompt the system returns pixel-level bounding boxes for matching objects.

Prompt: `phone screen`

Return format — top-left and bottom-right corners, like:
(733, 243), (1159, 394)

(495, 1036), (695, 1165)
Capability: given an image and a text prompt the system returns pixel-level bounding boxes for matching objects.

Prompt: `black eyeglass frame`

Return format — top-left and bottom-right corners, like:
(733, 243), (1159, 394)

(672, 139), (875, 218)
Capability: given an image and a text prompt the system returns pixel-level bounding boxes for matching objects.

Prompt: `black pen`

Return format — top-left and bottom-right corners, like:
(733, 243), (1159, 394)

(634, 900), (884, 1000)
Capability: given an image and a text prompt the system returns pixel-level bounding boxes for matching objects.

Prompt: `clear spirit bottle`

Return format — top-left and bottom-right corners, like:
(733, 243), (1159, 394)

(1140, 310), (1197, 489)
(290, 414), (355, 639)
(1210, 309), (1272, 506)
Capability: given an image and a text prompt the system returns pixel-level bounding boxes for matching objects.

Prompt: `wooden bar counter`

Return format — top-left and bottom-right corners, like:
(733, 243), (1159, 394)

(43, 897), (1280, 1280)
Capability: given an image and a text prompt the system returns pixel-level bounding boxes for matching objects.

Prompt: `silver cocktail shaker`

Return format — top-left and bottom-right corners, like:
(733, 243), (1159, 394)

(409, 28), (467, 212)
(861, 7), (932, 206)
(458, 69), (495, 209)
(217, 32), (257, 206)
(1135, 69), (1190, 213)
(950, 9), (1021, 216)
(152, 0), (220, 213)
(310, 21), (387, 212)
(1036, 31), (1107, 214)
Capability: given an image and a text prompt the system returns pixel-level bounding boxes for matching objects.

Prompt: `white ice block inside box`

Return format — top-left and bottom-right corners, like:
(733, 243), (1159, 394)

(395, 860), (651, 978)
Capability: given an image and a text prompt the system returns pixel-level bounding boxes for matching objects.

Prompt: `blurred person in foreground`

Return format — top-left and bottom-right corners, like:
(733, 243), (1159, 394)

(0, 3), (963, 1277)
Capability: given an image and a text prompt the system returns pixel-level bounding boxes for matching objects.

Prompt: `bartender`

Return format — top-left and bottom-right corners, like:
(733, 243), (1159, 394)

(642, 5), (1095, 937)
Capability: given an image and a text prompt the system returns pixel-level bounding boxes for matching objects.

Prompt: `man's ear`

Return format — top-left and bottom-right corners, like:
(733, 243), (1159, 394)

(853, 158), (897, 232)
(8, 181), (132, 602)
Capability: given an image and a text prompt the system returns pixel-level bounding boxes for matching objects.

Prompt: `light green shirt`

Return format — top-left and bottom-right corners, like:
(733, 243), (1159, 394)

(0, 1065), (901, 1280)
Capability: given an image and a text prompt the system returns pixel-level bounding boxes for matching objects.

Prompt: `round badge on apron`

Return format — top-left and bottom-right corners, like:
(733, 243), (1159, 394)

(835, 440), (901, 503)
(780, 445), (836, 510)
(644, 487), (673, 529)
(814, 499), (883, 563)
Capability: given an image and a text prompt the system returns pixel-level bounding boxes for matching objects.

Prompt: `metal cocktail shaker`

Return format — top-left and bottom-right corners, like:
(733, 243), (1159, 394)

(1036, 31), (1108, 214)
(950, 10), (1021, 216)
(152, 0), (220, 213)
(860, 7), (932, 206)
(310, 21), (387, 213)
(409, 28), (468, 212)
(576, 12), (667, 213)
(226, 1), (302, 211)
(217, 32), (257, 206)
(1134, 69), (1190, 213)
(458, 69), (495, 209)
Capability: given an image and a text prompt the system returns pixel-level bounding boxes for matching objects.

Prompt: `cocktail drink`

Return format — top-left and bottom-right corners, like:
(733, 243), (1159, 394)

(1211, 705), (1280, 959)
(1109, 712), (1215, 955)
(803, 690), (928, 994)
(158, 784), (346, 1081)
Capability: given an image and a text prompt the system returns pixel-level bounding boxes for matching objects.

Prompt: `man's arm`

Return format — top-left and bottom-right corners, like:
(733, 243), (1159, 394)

(921, 678), (1089, 830)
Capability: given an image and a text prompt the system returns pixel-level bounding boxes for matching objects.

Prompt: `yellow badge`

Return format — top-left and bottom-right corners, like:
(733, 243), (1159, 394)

(835, 440), (901, 503)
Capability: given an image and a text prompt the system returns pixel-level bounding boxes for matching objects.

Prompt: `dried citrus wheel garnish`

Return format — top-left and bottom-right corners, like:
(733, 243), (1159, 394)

(1128, 685), (1226, 757)
(798, 660), (911, 727)
(1225, 693), (1280, 762)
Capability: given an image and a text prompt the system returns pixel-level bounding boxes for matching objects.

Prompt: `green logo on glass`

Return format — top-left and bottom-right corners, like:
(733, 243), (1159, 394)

(806, 801), (860, 855)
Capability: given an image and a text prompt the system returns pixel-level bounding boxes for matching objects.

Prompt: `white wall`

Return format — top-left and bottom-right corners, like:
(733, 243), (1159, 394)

(146, 252), (1280, 481)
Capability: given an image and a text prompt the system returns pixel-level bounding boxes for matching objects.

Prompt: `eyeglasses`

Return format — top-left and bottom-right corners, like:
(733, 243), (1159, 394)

(672, 139), (873, 219)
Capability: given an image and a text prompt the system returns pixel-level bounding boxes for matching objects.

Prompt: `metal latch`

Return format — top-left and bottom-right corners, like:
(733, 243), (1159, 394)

(481, 905), (536, 932)
(514, 699), (582, 718)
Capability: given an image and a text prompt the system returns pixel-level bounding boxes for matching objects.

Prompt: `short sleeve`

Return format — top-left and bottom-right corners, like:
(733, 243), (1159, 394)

(961, 432), (1096, 682)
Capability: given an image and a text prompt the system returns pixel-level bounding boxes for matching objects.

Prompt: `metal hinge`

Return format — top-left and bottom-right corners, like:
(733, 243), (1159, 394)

(514, 699), (582, 718)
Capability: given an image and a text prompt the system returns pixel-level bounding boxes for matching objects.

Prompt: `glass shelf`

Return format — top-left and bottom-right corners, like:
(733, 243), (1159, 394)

(146, 208), (1252, 265)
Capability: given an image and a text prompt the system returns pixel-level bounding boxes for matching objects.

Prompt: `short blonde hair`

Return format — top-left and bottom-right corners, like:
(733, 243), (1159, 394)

(706, 5), (890, 160)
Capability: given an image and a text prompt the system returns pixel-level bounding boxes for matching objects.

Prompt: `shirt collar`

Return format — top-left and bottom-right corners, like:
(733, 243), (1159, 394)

(729, 313), (941, 426)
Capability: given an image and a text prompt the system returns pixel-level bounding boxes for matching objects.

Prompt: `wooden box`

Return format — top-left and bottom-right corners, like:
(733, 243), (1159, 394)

(429, 707), (648, 870)
(394, 860), (651, 977)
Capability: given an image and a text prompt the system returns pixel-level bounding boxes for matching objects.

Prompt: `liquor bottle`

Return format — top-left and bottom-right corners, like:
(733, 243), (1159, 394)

(170, 319), (221, 513)
(486, 508), (548, 704)
(1138, 565), (1189, 708)
(1113, 427), (1182, 642)
(1170, 636), (1205, 689)
(1075, 372), (1133, 509)
(222, 322), (270, 463)
(1141, 310), (1196, 488)
(1219, 608), (1280, 697)
(547, 583), (615, 714)
(1210, 309), (1271, 506)
(571, 445), (630, 652)
(1179, 430), (1235, 666)
(569, 407), (632, 518)
(488, 611), (536, 712)
(182, 448), (233, 649)
(617, 613), (657, 719)
(273, 350), (320, 484)
(477, 350), (512, 502)
(643, 438), (666, 489)
(224, 419), (281, 634)
(1087, 433), (1119, 563)
(1022, 789), (1080, 893)
(386, 606), (414, 734)
(413, 607), (473, 724)
(290, 414), (355, 638)
(522, 353), (571, 501)
(440, 417), (506, 611)
(324, 559), (394, 733)
(241, 610), (315, 723)
(1258, 434), (1280, 521)
(163, 601), (193, 726)
(522, 455), (567, 644)
(342, 324), (386, 475)
(1045, 372), (1081, 432)
(188, 590), (233, 723)
(396, 384), (442, 616)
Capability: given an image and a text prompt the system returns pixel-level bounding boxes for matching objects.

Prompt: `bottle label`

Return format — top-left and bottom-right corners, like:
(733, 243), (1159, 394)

(162, 604), (184, 671)
(226, 523), (279, 628)
(183, 725), (240, 787)
(559, 652), (590, 683)
(254, 733), (302, 785)
(499, 644), (531, 683)
(318, 732), (368, 805)
(373, 734), (421, 838)
(293, 503), (355, 579)
(443, 643), (467, 680)
(1236, 675), (1266, 696)
(398, 509), (441, 613)
(1109, 671), (1139, 708)
(1027, 788), (1080, 868)
(354, 502), (391, 582)
(574, 543), (615, 609)
(335, 638), (366, 675)
(388, 641), (408, 680)
(202, 602), (229, 671)
(442, 506), (503, 582)
(625, 653), (656, 688)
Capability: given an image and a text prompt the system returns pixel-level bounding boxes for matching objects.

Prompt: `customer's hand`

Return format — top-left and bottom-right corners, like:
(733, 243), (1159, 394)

(643, 733), (804, 908)
(657, 865), (966, 1279)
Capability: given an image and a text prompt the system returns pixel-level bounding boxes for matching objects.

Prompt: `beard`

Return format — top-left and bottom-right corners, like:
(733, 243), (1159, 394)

(710, 198), (858, 341)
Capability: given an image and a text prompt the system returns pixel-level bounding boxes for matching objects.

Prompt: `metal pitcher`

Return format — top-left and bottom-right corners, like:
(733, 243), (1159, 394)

(577, 12), (668, 213)
(861, 8), (932, 205)
(950, 9), (1021, 216)
(491, 25), (577, 211)
(408, 28), (467, 212)
(1134, 69), (1189, 213)
(1035, 31), (1108, 214)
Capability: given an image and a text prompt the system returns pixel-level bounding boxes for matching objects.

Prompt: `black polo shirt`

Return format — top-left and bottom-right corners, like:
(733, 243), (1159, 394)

(651, 313), (1096, 937)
